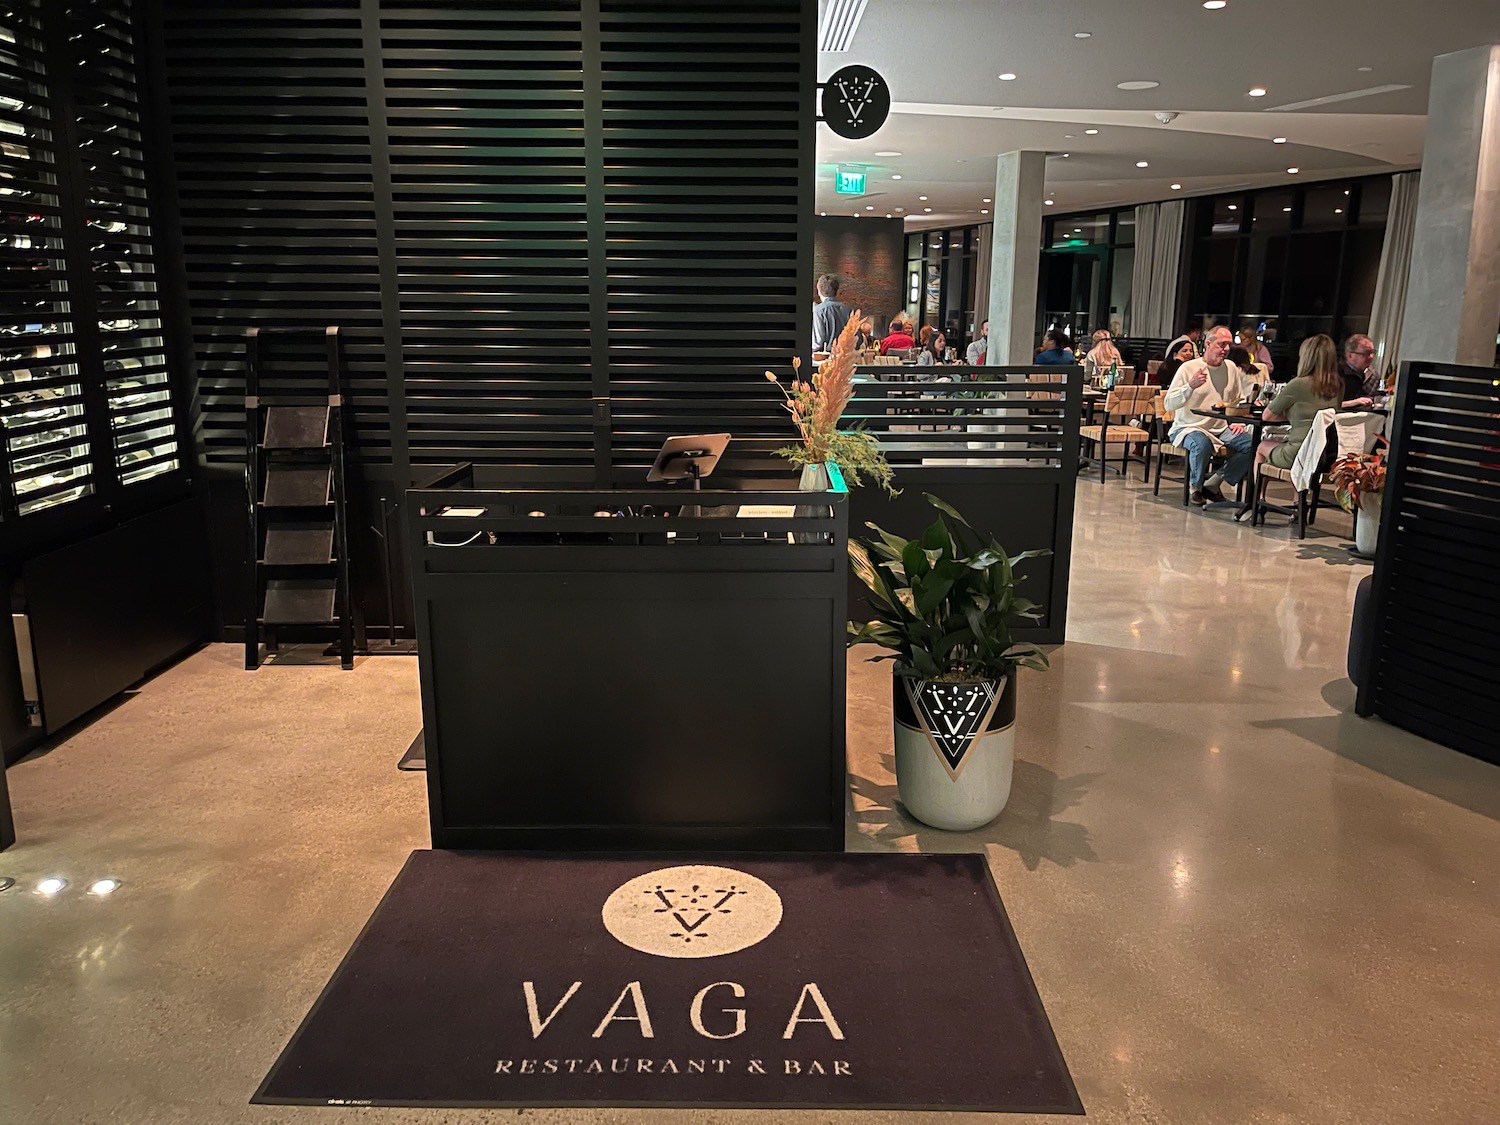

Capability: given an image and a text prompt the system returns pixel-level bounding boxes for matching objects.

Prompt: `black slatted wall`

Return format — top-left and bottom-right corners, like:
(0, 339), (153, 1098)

(158, 2), (388, 464)
(1356, 360), (1500, 765)
(155, 0), (813, 485)
(599, 0), (811, 475)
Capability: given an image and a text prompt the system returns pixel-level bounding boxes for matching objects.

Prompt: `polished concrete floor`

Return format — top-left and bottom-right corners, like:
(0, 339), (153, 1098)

(4, 477), (1499, 1125)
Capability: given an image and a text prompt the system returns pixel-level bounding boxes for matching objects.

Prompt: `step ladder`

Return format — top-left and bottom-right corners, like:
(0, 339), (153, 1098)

(244, 326), (365, 669)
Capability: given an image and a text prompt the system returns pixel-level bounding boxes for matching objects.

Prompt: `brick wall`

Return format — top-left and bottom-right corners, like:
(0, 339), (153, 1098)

(812, 216), (905, 337)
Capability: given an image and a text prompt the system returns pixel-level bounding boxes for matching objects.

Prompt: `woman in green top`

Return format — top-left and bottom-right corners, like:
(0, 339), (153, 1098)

(1255, 334), (1343, 473)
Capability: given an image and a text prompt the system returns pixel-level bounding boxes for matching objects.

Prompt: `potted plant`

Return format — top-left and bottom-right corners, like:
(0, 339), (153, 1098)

(766, 309), (895, 495)
(847, 495), (1049, 830)
(1328, 452), (1386, 556)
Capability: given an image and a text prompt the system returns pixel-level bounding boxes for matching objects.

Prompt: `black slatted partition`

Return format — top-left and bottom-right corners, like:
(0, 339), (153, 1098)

(382, 3), (592, 476)
(845, 366), (1083, 645)
(158, 2), (387, 466)
(599, 1), (812, 479)
(156, 1), (811, 482)
(154, 0), (815, 629)
(1356, 361), (1500, 765)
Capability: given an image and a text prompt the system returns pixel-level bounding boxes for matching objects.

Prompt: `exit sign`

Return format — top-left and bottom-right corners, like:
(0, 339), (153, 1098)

(835, 167), (866, 195)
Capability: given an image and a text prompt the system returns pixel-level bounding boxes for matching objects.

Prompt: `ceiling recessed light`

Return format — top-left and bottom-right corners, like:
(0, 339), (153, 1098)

(886, 213), (892, 218)
(1344, 190), (1351, 195)
(1135, 161), (1149, 168)
(1044, 199), (1054, 205)
(1203, 0), (1227, 8)
(87, 878), (122, 896)
(1248, 87), (1267, 97)
(980, 209), (989, 215)
(865, 205), (874, 210)
(890, 174), (902, 180)
(1084, 129), (1099, 136)
(1118, 80), (1160, 91)
(35, 877), (67, 896)
(1357, 66), (1372, 73)
(1064, 134), (1076, 139)
(1282, 206), (1292, 212)
(1334, 208), (1343, 214)
(923, 207), (932, 213)
(874, 151), (902, 157)
(918, 195), (928, 200)
(983, 198), (992, 203)
(1228, 204), (1238, 210)
(1074, 31), (1092, 38)
(1073, 228), (1082, 233)
(1286, 166), (1299, 174)
(998, 73), (1017, 81)
(1170, 183), (1182, 190)
(894, 207), (904, 212)
(1272, 137), (1288, 144)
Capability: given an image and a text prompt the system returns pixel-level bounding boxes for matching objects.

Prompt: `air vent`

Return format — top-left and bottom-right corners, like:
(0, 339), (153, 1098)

(818, 0), (867, 52)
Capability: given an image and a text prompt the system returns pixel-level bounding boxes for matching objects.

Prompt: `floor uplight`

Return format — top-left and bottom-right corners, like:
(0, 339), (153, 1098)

(35, 877), (67, 896)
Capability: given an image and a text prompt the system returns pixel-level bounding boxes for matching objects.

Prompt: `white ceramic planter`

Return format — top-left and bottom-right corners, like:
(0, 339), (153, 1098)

(892, 676), (1017, 831)
(1355, 492), (1382, 555)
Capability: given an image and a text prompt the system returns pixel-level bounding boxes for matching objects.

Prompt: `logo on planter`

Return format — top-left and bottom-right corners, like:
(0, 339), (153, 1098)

(601, 866), (783, 959)
(903, 678), (1009, 777)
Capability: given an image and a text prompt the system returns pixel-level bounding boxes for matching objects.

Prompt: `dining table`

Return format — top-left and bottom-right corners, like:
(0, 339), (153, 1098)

(1192, 405), (1287, 520)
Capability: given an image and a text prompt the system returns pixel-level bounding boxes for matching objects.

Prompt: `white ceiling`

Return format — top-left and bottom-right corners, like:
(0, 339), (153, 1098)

(816, 0), (1500, 225)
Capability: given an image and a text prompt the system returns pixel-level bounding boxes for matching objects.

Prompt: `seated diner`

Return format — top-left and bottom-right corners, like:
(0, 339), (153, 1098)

(1254, 334), (1344, 475)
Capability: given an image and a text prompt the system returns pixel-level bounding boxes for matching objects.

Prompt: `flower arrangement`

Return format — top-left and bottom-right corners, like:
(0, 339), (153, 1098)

(1327, 451), (1386, 512)
(766, 309), (896, 494)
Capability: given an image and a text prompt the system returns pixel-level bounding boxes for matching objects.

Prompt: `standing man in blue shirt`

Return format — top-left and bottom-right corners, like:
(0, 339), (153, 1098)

(811, 274), (852, 355)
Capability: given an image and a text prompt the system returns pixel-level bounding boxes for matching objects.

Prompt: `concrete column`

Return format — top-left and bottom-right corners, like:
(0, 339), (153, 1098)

(1401, 44), (1500, 367)
(985, 151), (1046, 365)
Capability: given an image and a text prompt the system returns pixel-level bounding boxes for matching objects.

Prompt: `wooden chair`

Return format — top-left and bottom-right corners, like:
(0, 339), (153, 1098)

(1079, 385), (1155, 483)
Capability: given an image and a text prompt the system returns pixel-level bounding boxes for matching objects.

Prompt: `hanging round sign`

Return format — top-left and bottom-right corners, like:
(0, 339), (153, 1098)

(820, 65), (890, 139)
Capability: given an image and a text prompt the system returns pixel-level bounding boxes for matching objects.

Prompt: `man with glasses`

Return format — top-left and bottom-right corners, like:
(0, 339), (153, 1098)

(1163, 325), (1254, 505)
(1339, 334), (1379, 405)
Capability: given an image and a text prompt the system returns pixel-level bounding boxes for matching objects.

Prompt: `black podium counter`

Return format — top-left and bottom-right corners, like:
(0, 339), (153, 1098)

(405, 473), (848, 851)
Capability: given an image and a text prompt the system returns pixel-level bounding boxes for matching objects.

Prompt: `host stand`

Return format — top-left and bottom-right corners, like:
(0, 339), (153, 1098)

(405, 449), (848, 852)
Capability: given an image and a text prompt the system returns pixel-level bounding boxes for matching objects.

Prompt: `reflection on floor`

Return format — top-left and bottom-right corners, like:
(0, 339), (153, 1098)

(4, 475), (1499, 1125)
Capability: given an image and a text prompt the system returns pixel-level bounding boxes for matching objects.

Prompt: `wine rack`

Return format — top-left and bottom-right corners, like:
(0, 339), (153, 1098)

(0, 0), (188, 542)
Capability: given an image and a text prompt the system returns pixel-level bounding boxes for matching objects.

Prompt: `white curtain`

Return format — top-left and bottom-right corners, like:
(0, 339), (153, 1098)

(972, 222), (993, 344)
(1368, 172), (1419, 375)
(1130, 199), (1185, 338)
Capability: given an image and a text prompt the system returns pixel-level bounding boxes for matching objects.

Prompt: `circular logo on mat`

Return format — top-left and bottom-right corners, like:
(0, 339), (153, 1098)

(602, 865), (782, 959)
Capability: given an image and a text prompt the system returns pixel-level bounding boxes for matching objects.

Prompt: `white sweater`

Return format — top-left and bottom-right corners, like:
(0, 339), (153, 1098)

(1163, 358), (1249, 444)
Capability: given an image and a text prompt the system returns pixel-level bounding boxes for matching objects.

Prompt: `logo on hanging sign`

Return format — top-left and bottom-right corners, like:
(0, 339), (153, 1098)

(820, 65), (890, 140)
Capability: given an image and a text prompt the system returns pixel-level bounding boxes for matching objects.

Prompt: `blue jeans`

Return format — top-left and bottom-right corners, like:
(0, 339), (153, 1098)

(1180, 427), (1254, 489)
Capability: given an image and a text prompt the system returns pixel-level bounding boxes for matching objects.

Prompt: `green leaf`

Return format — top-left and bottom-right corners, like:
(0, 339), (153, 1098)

(901, 539), (930, 581)
(923, 494), (972, 528)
